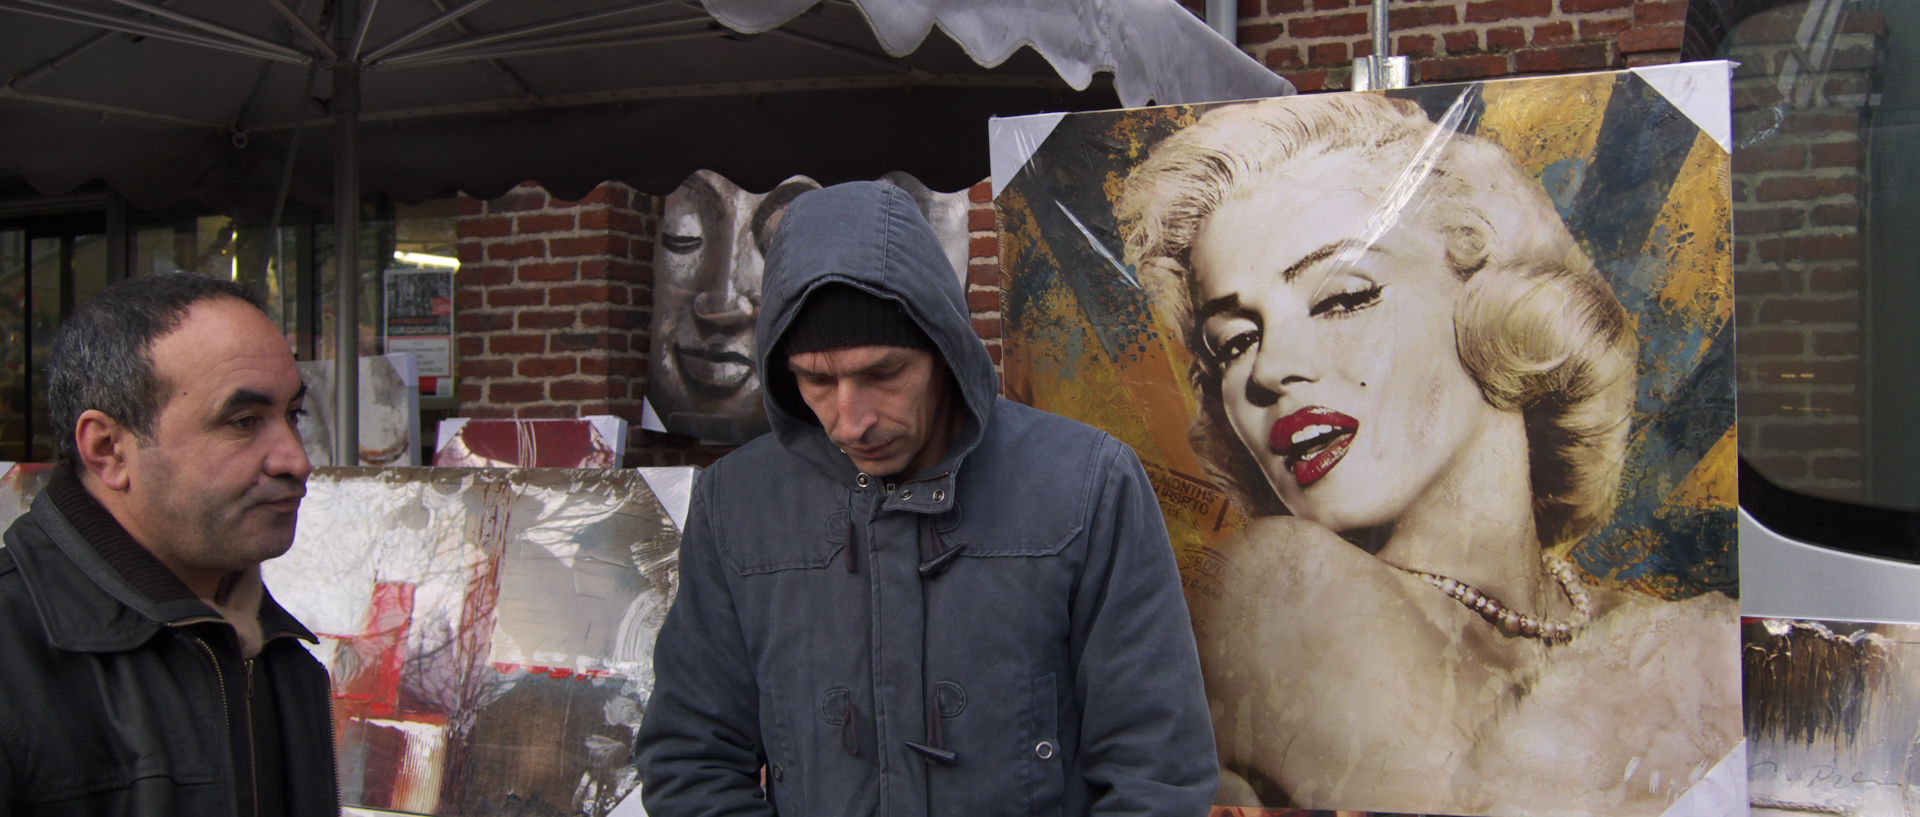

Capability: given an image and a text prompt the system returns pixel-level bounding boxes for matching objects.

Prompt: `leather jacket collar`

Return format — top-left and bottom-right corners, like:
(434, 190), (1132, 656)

(10, 465), (315, 654)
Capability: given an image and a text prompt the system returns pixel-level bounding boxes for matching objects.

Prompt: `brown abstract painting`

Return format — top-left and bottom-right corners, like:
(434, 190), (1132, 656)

(996, 65), (1741, 816)
(1746, 616), (1920, 816)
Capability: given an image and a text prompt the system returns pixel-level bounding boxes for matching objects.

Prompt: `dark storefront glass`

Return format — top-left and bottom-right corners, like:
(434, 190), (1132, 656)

(0, 198), (459, 461)
(1712, 0), (1919, 554)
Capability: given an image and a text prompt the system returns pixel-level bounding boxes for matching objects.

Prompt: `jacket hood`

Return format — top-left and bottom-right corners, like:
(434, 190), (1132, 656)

(756, 181), (997, 479)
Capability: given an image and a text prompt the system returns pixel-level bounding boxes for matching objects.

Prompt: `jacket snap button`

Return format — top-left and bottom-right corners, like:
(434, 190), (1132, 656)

(932, 489), (946, 502)
(772, 764), (785, 781)
(1034, 740), (1055, 760)
(900, 489), (914, 500)
(856, 474), (870, 488)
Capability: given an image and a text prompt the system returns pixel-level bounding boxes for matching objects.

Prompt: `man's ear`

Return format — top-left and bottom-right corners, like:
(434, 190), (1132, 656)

(74, 409), (133, 491)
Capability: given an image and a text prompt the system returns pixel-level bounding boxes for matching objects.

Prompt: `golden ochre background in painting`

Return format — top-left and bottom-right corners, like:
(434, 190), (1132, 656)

(999, 69), (1735, 607)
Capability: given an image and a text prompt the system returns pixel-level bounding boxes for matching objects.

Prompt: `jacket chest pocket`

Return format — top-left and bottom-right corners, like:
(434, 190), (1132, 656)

(716, 509), (848, 575)
(932, 524), (1080, 646)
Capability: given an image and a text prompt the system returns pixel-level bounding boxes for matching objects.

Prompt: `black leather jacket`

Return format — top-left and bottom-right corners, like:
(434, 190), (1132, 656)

(0, 471), (338, 816)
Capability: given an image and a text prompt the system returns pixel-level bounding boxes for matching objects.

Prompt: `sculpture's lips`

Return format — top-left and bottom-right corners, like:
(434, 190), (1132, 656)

(675, 346), (754, 392)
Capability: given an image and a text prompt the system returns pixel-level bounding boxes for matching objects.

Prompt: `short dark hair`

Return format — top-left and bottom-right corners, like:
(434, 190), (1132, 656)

(47, 273), (266, 463)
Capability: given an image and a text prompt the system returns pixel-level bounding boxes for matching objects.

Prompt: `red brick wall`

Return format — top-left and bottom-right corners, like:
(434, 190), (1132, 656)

(454, 182), (718, 467)
(1235, 0), (1685, 91)
(454, 181), (652, 425)
(1727, 6), (1883, 500)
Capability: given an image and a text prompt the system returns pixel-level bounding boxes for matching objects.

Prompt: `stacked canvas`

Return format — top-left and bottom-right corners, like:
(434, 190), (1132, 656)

(296, 354), (423, 468)
(0, 461), (53, 534)
(433, 416), (629, 469)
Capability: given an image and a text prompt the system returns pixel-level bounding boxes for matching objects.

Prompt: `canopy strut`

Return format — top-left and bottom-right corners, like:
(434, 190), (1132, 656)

(331, 0), (362, 467)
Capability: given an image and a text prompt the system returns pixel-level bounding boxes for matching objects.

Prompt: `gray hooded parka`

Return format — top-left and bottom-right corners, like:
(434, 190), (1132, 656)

(636, 182), (1217, 816)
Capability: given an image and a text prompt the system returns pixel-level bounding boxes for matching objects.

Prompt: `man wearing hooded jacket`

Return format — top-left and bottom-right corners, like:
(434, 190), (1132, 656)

(637, 182), (1217, 815)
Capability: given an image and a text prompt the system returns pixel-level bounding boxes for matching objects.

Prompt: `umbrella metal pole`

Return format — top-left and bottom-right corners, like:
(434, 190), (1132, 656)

(331, 5), (361, 466)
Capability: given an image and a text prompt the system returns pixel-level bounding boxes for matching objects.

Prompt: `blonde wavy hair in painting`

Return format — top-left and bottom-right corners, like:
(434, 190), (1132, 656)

(1117, 93), (1637, 550)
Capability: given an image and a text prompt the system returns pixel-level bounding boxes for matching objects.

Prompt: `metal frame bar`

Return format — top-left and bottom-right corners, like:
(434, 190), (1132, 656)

(265, 0), (338, 61)
(269, 57), (324, 318)
(296, 210), (317, 362)
(765, 28), (913, 75)
(252, 70), (1057, 129)
(101, 0), (310, 61)
(12, 28), (124, 90)
(105, 192), (129, 284)
(348, 0), (380, 60)
(373, 0), (678, 66)
(0, 85), (229, 128)
(360, 0), (496, 63)
(381, 17), (709, 68)
(230, 56), (280, 134)
(419, 0), (539, 103)
(1369, 0), (1388, 87)
(0, 1), (307, 64)
(330, 0), (360, 466)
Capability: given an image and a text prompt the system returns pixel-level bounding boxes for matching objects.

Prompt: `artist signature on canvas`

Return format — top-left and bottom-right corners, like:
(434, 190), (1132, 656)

(1750, 760), (1892, 789)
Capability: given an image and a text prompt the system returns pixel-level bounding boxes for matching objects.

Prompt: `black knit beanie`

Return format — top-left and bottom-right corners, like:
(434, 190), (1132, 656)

(781, 283), (933, 355)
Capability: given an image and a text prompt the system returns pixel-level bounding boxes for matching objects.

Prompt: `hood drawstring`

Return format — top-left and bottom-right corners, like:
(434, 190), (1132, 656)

(841, 699), (861, 756)
(917, 514), (960, 579)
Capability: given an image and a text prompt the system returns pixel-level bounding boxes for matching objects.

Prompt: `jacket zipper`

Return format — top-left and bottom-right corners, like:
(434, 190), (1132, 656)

(326, 668), (342, 815)
(246, 658), (259, 817)
(191, 636), (236, 817)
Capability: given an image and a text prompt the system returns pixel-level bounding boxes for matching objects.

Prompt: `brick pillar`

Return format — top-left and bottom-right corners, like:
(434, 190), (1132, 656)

(965, 180), (1005, 379)
(453, 181), (654, 426)
(1729, 7), (1883, 499)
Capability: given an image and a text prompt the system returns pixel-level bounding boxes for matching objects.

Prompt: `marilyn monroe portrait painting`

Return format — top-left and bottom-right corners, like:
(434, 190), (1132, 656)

(997, 66), (1740, 817)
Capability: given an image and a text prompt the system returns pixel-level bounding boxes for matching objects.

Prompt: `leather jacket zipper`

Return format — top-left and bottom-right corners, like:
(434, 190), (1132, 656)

(191, 636), (236, 816)
(246, 658), (259, 817)
(326, 670), (342, 815)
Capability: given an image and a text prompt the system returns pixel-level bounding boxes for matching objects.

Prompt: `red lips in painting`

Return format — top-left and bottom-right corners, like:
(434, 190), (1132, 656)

(1269, 406), (1359, 488)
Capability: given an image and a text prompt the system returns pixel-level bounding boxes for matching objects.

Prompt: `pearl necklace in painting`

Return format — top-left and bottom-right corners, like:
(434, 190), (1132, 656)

(1399, 554), (1594, 645)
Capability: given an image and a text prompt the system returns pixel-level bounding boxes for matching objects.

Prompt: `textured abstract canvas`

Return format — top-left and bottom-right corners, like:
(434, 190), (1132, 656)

(266, 467), (681, 816)
(1745, 617), (1920, 816)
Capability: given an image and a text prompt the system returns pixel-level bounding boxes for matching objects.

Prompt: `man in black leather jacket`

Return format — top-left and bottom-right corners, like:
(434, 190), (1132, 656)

(0, 273), (338, 816)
